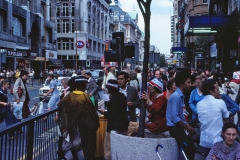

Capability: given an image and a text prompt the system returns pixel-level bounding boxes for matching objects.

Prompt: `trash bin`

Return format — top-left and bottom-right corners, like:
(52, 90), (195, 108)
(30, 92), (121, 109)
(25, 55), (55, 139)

(95, 115), (108, 158)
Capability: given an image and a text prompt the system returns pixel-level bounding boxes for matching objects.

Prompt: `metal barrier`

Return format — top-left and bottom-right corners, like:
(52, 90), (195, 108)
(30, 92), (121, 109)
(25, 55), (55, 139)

(0, 108), (59, 160)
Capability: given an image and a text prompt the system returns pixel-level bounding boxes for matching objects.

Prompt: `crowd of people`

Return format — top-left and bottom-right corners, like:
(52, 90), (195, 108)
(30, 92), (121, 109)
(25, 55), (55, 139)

(1, 65), (240, 160)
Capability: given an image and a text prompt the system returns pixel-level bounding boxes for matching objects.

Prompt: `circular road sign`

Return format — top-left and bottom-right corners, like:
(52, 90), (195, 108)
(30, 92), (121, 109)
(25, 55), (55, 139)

(76, 41), (85, 48)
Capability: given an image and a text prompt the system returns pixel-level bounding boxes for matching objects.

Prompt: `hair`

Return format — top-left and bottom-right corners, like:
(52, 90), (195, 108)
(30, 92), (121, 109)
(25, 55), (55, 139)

(70, 80), (88, 92)
(202, 79), (217, 96)
(213, 72), (225, 85)
(168, 67), (173, 73)
(135, 67), (141, 73)
(167, 78), (175, 90)
(105, 67), (110, 72)
(221, 122), (238, 139)
(109, 67), (116, 76)
(20, 70), (29, 77)
(117, 71), (129, 80)
(195, 75), (207, 82)
(47, 74), (55, 79)
(168, 70), (175, 78)
(61, 78), (69, 85)
(85, 72), (92, 77)
(1, 79), (9, 87)
(129, 71), (137, 80)
(161, 74), (168, 82)
(154, 86), (162, 94)
(175, 68), (191, 87)
(107, 79), (119, 94)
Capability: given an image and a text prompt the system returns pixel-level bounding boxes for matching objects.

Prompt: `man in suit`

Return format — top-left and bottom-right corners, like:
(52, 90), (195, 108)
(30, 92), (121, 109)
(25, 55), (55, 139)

(85, 72), (100, 108)
(117, 71), (139, 122)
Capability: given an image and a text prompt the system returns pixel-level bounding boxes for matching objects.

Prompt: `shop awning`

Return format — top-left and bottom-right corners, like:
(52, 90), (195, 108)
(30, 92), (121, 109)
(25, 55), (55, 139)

(171, 47), (188, 54)
(48, 59), (62, 66)
(184, 16), (238, 36)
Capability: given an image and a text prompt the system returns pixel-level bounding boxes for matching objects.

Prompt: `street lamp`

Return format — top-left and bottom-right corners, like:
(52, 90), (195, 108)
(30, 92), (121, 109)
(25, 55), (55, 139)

(75, 31), (79, 71)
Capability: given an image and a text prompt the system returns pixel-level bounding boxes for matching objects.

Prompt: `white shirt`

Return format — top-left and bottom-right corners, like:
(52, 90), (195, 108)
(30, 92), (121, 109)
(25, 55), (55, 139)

(120, 86), (128, 110)
(197, 95), (229, 148)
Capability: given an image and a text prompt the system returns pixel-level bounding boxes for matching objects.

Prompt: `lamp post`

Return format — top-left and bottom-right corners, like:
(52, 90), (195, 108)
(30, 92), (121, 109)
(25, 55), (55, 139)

(75, 31), (79, 71)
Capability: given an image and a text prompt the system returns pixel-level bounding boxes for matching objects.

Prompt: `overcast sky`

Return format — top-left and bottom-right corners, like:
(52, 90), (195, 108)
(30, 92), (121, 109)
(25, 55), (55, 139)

(111, 0), (173, 55)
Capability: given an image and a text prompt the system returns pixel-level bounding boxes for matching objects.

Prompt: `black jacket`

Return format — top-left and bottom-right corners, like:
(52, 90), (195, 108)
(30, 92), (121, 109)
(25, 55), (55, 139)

(104, 92), (129, 132)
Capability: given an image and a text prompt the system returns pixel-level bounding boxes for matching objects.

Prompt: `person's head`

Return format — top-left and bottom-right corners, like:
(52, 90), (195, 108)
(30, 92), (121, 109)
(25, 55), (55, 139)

(109, 67), (116, 76)
(148, 78), (163, 94)
(168, 70), (175, 78)
(167, 67), (173, 73)
(47, 74), (54, 80)
(117, 71), (129, 88)
(202, 79), (219, 98)
(103, 67), (110, 75)
(106, 79), (119, 94)
(159, 68), (165, 74)
(1, 79), (9, 89)
(81, 70), (86, 76)
(155, 70), (161, 79)
(147, 70), (152, 77)
(161, 74), (168, 89)
(213, 73), (225, 86)
(70, 76), (88, 92)
(0, 76), (4, 82)
(135, 67), (141, 73)
(195, 75), (207, 90)
(85, 72), (92, 79)
(221, 122), (238, 146)
(129, 71), (137, 80)
(166, 78), (176, 92)
(61, 78), (69, 89)
(20, 70), (29, 81)
(175, 68), (191, 93)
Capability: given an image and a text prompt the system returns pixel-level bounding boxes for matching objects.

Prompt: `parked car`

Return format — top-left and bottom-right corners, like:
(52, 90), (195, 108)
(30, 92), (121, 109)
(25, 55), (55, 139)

(39, 76), (70, 101)
(86, 70), (104, 89)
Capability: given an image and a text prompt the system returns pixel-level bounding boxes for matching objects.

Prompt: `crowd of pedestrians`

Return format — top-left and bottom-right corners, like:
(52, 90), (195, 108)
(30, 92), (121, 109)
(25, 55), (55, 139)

(2, 65), (240, 160)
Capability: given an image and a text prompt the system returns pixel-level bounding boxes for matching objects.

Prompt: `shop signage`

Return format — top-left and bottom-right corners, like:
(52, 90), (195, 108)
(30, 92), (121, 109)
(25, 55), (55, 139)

(46, 50), (57, 59)
(76, 41), (84, 48)
(7, 50), (28, 57)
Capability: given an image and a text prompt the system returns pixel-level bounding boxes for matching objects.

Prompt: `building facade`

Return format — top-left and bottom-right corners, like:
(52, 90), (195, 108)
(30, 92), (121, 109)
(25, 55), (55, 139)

(50, 0), (111, 69)
(0, 0), (56, 75)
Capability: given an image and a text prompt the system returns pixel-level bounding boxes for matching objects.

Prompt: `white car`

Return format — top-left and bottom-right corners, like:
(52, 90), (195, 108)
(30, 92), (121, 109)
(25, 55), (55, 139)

(39, 77), (70, 101)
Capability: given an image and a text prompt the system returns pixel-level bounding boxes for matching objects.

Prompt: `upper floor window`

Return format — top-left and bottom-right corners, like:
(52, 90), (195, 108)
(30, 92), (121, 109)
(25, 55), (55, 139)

(12, 15), (25, 37)
(62, 19), (69, 33)
(194, 0), (199, 5)
(62, 3), (69, 16)
(114, 16), (119, 21)
(71, 3), (75, 16)
(202, 0), (207, 4)
(56, 6), (60, 17)
(0, 14), (3, 32)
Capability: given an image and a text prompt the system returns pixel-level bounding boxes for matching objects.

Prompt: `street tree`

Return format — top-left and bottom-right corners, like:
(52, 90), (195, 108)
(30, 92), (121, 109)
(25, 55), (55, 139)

(160, 54), (167, 67)
(136, 0), (152, 137)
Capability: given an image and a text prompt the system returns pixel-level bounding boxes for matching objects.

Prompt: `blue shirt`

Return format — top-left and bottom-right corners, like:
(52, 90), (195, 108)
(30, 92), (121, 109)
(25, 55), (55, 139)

(50, 79), (59, 95)
(189, 88), (204, 119)
(166, 87), (186, 126)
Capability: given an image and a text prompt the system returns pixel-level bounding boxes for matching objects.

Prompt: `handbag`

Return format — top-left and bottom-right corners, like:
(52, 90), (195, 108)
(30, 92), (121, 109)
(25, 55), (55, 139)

(62, 126), (81, 152)
(10, 80), (23, 97)
(12, 102), (23, 119)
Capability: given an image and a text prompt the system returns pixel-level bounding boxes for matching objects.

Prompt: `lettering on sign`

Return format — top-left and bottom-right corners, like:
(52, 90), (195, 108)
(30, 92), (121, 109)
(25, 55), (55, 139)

(7, 50), (28, 57)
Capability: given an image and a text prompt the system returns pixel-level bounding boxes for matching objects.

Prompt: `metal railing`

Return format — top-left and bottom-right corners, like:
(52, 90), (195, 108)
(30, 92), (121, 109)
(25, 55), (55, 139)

(0, 108), (59, 160)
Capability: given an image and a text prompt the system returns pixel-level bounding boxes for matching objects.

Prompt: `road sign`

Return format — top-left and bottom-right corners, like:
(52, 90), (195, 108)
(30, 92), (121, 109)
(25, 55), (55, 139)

(76, 41), (84, 48)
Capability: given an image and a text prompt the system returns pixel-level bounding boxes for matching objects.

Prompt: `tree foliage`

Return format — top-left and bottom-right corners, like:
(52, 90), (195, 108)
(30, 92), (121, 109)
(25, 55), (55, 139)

(159, 54), (167, 67)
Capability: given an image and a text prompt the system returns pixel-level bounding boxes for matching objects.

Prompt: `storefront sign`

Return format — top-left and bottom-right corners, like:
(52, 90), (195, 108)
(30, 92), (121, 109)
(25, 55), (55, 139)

(46, 50), (57, 59)
(7, 50), (28, 57)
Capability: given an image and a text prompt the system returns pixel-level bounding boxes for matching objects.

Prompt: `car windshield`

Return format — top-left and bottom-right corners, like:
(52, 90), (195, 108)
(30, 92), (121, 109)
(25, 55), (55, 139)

(44, 79), (62, 86)
(90, 71), (99, 78)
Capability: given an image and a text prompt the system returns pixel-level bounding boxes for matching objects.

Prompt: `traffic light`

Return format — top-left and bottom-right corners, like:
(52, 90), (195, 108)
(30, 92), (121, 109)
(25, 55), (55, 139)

(124, 43), (135, 58)
(86, 60), (90, 67)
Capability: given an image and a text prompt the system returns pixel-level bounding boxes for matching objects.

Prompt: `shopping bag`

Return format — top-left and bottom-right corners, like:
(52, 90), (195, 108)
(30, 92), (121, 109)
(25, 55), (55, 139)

(12, 102), (23, 119)
(90, 96), (95, 106)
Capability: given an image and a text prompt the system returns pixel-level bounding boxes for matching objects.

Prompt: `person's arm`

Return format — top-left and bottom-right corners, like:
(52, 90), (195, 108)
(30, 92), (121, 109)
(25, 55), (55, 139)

(102, 75), (106, 90)
(188, 90), (198, 115)
(221, 100), (230, 123)
(12, 79), (20, 103)
(90, 79), (98, 96)
(169, 95), (195, 135)
(206, 143), (218, 160)
(146, 96), (166, 113)
(128, 88), (140, 108)
(44, 81), (54, 98)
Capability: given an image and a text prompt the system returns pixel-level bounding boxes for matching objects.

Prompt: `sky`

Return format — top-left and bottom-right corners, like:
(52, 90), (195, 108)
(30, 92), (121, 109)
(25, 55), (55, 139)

(111, 0), (173, 55)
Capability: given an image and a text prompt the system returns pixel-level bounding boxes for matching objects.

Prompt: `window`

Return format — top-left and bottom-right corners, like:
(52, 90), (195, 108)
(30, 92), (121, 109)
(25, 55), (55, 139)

(58, 38), (74, 50)
(0, 13), (2, 32)
(62, 19), (69, 33)
(202, 0), (207, 4)
(62, 3), (69, 16)
(194, 0), (199, 5)
(114, 16), (119, 21)
(12, 15), (25, 37)
(72, 19), (74, 33)
(57, 20), (60, 33)
(56, 6), (60, 17)
(71, 3), (75, 16)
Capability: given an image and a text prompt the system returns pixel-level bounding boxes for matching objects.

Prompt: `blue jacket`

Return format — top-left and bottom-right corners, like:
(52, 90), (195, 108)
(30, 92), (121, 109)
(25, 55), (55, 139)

(221, 94), (239, 116)
(189, 88), (204, 119)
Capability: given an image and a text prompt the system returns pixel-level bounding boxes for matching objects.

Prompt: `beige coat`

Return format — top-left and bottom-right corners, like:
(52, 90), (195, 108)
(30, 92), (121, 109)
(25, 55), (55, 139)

(13, 78), (29, 102)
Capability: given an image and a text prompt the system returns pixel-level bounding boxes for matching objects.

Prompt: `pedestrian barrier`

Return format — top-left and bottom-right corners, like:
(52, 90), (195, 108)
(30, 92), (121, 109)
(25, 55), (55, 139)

(0, 108), (59, 160)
